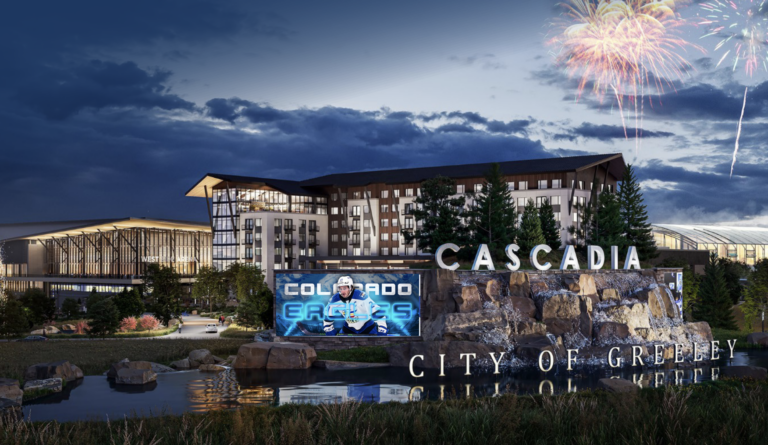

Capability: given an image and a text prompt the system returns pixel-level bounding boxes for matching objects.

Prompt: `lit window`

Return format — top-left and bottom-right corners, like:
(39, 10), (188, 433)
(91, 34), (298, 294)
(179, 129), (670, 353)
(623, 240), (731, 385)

(381, 190), (389, 199)
(551, 196), (561, 205)
(381, 247), (389, 256)
(381, 233), (389, 241)
(552, 179), (562, 188)
(381, 219), (389, 227)
(394, 189), (400, 198)
(405, 188), (413, 197)
(457, 184), (465, 194)
(332, 193), (338, 201)
(518, 181), (528, 191)
(392, 233), (399, 241)
(507, 182), (514, 191)
(392, 219), (398, 227)
(474, 184), (483, 193)
(538, 180), (547, 189)
(381, 204), (388, 213)
(331, 207), (339, 215)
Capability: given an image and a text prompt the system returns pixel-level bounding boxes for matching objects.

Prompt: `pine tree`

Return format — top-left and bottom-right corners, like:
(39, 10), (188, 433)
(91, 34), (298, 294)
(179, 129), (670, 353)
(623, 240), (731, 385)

(0, 298), (29, 337)
(618, 164), (657, 260)
(693, 253), (737, 329)
(743, 259), (768, 331)
(593, 191), (627, 251)
(567, 200), (596, 251)
(538, 198), (561, 250)
(144, 264), (182, 326)
(466, 163), (518, 259)
(518, 199), (546, 255)
(87, 298), (121, 337)
(403, 175), (468, 254)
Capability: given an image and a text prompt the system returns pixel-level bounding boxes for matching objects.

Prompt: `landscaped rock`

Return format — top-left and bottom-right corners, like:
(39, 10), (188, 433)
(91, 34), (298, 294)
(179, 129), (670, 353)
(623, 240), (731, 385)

(543, 318), (575, 336)
(150, 363), (176, 373)
(386, 341), (506, 368)
(24, 360), (82, 383)
(686, 321), (714, 343)
(600, 288), (621, 302)
(578, 295), (593, 338)
(603, 303), (652, 337)
(170, 358), (191, 370)
(539, 293), (581, 320)
(212, 355), (226, 364)
(642, 287), (678, 319)
(746, 332), (768, 346)
(512, 320), (547, 337)
(115, 368), (157, 385)
(507, 296), (537, 319)
(23, 378), (63, 393)
(508, 272), (531, 297)
(455, 285), (483, 313)
(266, 343), (317, 369)
(43, 326), (60, 334)
(578, 274), (597, 296)
(107, 359), (152, 379)
(421, 269), (458, 320)
(226, 355), (237, 363)
(0, 379), (23, 405)
(721, 366), (767, 380)
(30, 329), (44, 335)
(443, 309), (507, 341)
(563, 275), (581, 293)
(515, 335), (566, 362)
(596, 322), (631, 342)
(597, 378), (638, 393)
(199, 364), (226, 372)
(0, 398), (21, 421)
(233, 343), (273, 369)
(188, 349), (215, 367)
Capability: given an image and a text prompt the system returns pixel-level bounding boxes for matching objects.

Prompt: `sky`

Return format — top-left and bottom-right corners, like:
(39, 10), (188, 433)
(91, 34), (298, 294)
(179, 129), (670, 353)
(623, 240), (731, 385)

(2, 0), (768, 226)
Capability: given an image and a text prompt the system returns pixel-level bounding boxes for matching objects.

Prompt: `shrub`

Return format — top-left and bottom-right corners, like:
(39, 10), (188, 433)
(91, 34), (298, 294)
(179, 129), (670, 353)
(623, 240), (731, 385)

(74, 321), (89, 334)
(119, 317), (138, 332)
(139, 315), (160, 330)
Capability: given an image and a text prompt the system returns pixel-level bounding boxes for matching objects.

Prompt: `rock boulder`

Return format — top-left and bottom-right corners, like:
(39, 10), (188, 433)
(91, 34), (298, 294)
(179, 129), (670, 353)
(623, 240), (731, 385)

(188, 349), (215, 367)
(199, 364), (226, 372)
(170, 358), (191, 370)
(746, 332), (768, 347)
(596, 322), (630, 343)
(442, 309), (506, 341)
(233, 343), (273, 369)
(115, 368), (157, 385)
(24, 361), (82, 383)
(515, 335), (566, 362)
(266, 343), (317, 369)
(23, 378), (63, 393)
(106, 359), (152, 379)
(538, 293), (581, 320)
(600, 288), (621, 302)
(455, 285), (483, 313)
(508, 272), (531, 297)
(506, 296), (537, 319)
(0, 379), (23, 405)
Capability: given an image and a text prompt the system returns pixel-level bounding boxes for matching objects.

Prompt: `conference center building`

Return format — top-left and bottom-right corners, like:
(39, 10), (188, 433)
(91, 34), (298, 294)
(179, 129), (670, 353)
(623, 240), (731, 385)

(0, 218), (212, 306)
(185, 153), (626, 288)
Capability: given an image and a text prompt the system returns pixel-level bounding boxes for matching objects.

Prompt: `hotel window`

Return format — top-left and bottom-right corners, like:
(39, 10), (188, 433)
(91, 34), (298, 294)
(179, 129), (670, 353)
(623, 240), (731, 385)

(275, 247), (283, 256)
(307, 248), (316, 257)
(381, 190), (389, 199)
(331, 234), (338, 242)
(341, 248), (347, 256)
(507, 182), (514, 191)
(364, 205), (369, 214)
(274, 264), (281, 270)
(381, 233), (389, 241)
(353, 191), (361, 199)
(392, 247), (399, 256)
(519, 181), (528, 190)
(341, 234), (347, 242)
(416, 188), (421, 196)
(351, 206), (361, 216)
(607, 184), (613, 193)
(552, 179), (562, 188)
(255, 262), (262, 269)
(285, 219), (292, 229)
(405, 188), (413, 197)
(392, 204), (398, 213)
(392, 219), (398, 227)
(365, 190), (371, 198)
(299, 233), (306, 243)
(246, 248), (253, 259)
(457, 184), (465, 194)
(404, 203), (413, 214)
(364, 248), (370, 256)
(342, 220), (347, 228)
(364, 220), (370, 228)
(381, 247), (389, 256)
(245, 218), (254, 230)
(354, 247), (361, 256)
(331, 220), (339, 229)
(341, 207), (345, 214)
(381, 219), (389, 227)
(404, 218), (414, 229)
(536, 197), (546, 208)
(474, 183), (483, 193)
(255, 233), (262, 242)
(300, 248), (306, 256)
(578, 196), (586, 207)
(331, 207), (339, 215)
(551, 196), (561, 205)
(394, 189), (400, 198)
(274, 219), (282, 227)
(331, 248), (339, 256)
(246, 233), (253, 244)
(573, 212), (579, 224)
(341, 192), (347, 201)
(364, 233), (370, 242)
(275, 233), (282, 242)
(538, 180), (547, 189)
(255, 218), (262, 227)
(381, 204), (389, 213)
(392, 232), (399, 241)
(579, 180), (584, 190)
(255, 248), (262, 257)
(332, 193), (338, 201)
(554, 213), (561, 226)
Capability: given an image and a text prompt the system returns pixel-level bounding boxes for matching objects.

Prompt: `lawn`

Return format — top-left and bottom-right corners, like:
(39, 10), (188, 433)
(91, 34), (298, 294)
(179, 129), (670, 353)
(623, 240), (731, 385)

(220, 323), (262, 339)
(0, 338), (251, 383)
(1, 380), (767, 444)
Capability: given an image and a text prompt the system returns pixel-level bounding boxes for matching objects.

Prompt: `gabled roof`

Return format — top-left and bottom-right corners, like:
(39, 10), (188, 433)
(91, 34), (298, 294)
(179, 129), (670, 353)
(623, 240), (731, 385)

(0, 217), (210, 242)
(186, 153), (624, 197)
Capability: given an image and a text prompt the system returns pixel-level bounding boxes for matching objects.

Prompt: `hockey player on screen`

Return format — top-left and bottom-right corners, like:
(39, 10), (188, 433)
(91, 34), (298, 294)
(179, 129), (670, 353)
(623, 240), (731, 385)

(323, 276), (388, 336)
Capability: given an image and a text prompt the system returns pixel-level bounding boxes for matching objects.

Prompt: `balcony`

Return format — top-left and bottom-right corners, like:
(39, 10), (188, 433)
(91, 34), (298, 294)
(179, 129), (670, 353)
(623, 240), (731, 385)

(401, 210), (414, 215)
(309, 226), (320, 233)
(349, 226), (361, 232)
(285, 238), (297, 245)
(350, 239), (361, 246)
(309, 239), (319, 247)
(284, 224), (296, 232)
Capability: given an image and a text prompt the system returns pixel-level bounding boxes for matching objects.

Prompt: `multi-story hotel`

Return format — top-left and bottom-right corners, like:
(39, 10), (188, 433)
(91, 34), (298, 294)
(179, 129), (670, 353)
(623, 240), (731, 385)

(185, 153), (626, 288)
(0, 218), (212, 306)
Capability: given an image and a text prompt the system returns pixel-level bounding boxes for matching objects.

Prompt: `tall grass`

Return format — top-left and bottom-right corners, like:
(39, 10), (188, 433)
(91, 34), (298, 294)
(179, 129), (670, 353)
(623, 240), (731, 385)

(1, 380), (766, 444)
(0, 339), (250, 382)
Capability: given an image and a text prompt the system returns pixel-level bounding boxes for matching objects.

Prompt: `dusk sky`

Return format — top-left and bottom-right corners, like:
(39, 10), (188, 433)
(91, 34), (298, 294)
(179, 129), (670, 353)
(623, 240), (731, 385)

(3, 0), (768, 225)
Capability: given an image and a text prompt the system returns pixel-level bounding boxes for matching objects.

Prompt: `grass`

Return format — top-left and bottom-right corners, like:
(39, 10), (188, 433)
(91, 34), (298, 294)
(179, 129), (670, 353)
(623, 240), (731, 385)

(0, 338), (251, 383)
(1, 380), (767, 444)
(220, 324), (262, 339)
(711, 327), (763, 349)
(316, 346), (389, 363)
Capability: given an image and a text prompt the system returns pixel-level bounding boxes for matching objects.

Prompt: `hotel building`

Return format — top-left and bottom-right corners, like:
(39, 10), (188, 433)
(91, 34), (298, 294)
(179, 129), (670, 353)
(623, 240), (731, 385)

(185, 153), (626, 289)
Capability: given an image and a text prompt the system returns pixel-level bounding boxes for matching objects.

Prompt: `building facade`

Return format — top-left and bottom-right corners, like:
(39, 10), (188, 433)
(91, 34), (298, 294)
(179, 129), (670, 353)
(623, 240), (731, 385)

(0, 218), (211, 307)
(652, 224), (768, 266)
(186, 154), (625, 289)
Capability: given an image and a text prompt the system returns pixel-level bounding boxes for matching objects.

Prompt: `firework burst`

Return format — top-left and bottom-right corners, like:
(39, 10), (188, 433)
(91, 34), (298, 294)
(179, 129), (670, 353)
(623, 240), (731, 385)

(549, 0), (701, 152)
(699, 0), (768, 177)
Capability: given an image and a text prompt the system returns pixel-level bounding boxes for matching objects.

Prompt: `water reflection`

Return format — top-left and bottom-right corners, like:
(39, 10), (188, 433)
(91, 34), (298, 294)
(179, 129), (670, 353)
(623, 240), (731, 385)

(21, 349), (768, 422)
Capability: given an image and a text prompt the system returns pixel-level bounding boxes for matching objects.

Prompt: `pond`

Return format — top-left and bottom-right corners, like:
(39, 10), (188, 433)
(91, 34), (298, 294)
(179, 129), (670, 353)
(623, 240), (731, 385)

(22, 349), (768, 423)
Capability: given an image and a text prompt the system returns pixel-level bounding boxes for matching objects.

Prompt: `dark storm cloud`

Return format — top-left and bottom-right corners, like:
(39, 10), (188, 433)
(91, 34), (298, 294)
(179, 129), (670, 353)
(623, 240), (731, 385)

(554, 123), (675, 142)
(14, 61), (195, 120)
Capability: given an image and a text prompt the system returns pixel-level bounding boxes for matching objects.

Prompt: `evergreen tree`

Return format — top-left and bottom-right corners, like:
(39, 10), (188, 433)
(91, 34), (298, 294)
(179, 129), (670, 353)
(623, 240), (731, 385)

(144, 263), (182, 326)
(112, 288), (145, 319)
(87, 298), (121, 337)
(538, 198), (561, 250)
(518, 199), (546, 255)
(233, 264), (273, 328)
(86, 289), (107, 313)
(693, 253), (737, 329)
(618, 164), (657, 260)
(567, 200), (596, 251)
(716, 258), (749, 305)
(466, 163), (518, 259)
(593, 191), (627, 251)
(743, 259), (768, 331)
(61, 298), (81, 320)
(192, 266), (227, 313)
(0, 298), (29, 337)
(20, 288), (56, 325)
(403, 175), (467, 254)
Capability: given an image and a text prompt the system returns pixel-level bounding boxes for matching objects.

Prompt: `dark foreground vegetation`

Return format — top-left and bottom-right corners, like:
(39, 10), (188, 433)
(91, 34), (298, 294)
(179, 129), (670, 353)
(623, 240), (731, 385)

(0, 339), (250, 382)
(2, 380), (767, 444)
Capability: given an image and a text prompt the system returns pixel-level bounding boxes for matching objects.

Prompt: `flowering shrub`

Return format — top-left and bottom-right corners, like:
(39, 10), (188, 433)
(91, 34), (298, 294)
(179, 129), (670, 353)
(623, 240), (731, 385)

(139, 315), (160, 330)
(119, 317), (138, 332)
(75, 320), (89, 335)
